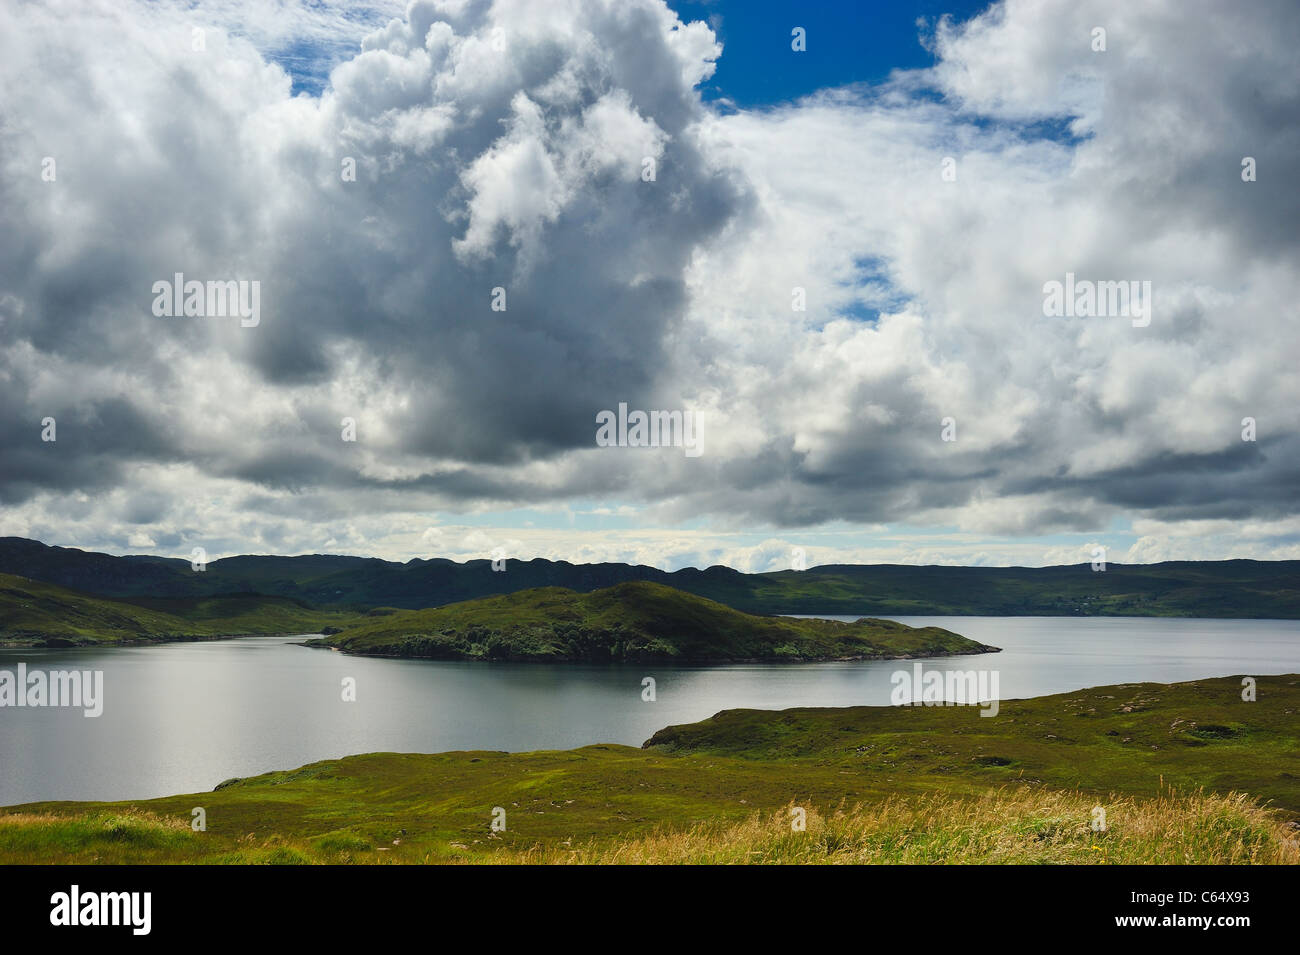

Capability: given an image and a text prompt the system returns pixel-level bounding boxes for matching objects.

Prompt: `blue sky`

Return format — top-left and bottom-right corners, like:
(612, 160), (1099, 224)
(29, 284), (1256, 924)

(277, 0), (995, 102)
(7, 0), (1295, 568)
(260, 0), (1138, 571)
(668, 0), (991, 106)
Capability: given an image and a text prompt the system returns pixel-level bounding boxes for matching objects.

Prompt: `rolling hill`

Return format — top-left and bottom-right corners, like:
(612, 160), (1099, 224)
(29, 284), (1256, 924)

(0, 573), (359, 647)
(1, 536), (1297, 617)
(306, 581), (997, 661)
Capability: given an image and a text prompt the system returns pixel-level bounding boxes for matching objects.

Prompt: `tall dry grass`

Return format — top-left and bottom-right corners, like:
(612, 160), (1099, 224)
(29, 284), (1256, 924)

(519, 788), (1300, 865)
(5, 788), (1296, 864)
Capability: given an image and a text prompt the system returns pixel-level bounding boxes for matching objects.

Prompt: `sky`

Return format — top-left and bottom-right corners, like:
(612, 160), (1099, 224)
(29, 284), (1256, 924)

(0, 0), (1297, 570)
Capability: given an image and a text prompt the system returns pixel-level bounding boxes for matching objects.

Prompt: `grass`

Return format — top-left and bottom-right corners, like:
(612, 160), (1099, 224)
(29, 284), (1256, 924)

(308, 581), (997, 662)
(0, 572), (361, 647)
(522, 790), (1299, 865)
(3, 789), (1293, 865)
(2, 674), (1296, 864)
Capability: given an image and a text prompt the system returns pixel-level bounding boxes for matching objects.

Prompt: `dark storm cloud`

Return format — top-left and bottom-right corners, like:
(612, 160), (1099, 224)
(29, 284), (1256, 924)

(0, 0), (1296, 564)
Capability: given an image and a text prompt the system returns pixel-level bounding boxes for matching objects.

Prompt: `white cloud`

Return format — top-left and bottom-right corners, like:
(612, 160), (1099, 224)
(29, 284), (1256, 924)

(0, 0), (1296, 568)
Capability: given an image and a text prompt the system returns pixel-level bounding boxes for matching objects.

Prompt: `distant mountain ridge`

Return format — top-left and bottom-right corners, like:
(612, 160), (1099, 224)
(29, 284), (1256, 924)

(0, 537), (1297, 618)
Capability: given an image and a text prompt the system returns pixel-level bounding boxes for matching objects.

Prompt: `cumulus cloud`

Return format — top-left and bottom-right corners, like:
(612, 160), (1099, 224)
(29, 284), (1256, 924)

(0, 0), (1295, 567)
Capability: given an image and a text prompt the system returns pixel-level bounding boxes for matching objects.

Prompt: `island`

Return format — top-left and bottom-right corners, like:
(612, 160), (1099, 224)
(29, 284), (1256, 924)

(303, 581), (999, 662)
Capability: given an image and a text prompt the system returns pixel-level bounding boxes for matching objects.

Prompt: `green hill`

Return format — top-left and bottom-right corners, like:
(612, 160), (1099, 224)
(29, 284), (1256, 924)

(2, 536), (1297, 617)
(307, 580), (996, 661)
(0, 573), (358, 647)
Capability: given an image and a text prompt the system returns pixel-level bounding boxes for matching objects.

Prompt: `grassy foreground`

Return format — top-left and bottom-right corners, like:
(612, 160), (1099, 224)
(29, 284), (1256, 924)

(2, 674), (1296, 864)
(3, 789), (1293, 865)
(308, 581), (996, 661)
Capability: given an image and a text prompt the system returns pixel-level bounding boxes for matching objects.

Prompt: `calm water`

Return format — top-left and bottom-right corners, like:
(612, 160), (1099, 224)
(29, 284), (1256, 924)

(1, 616), (1297, 805)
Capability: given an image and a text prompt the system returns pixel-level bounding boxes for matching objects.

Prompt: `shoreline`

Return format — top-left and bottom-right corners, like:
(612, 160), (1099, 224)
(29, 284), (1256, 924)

(295, 639), (1004, 664)
(0, 631), (324, 651)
